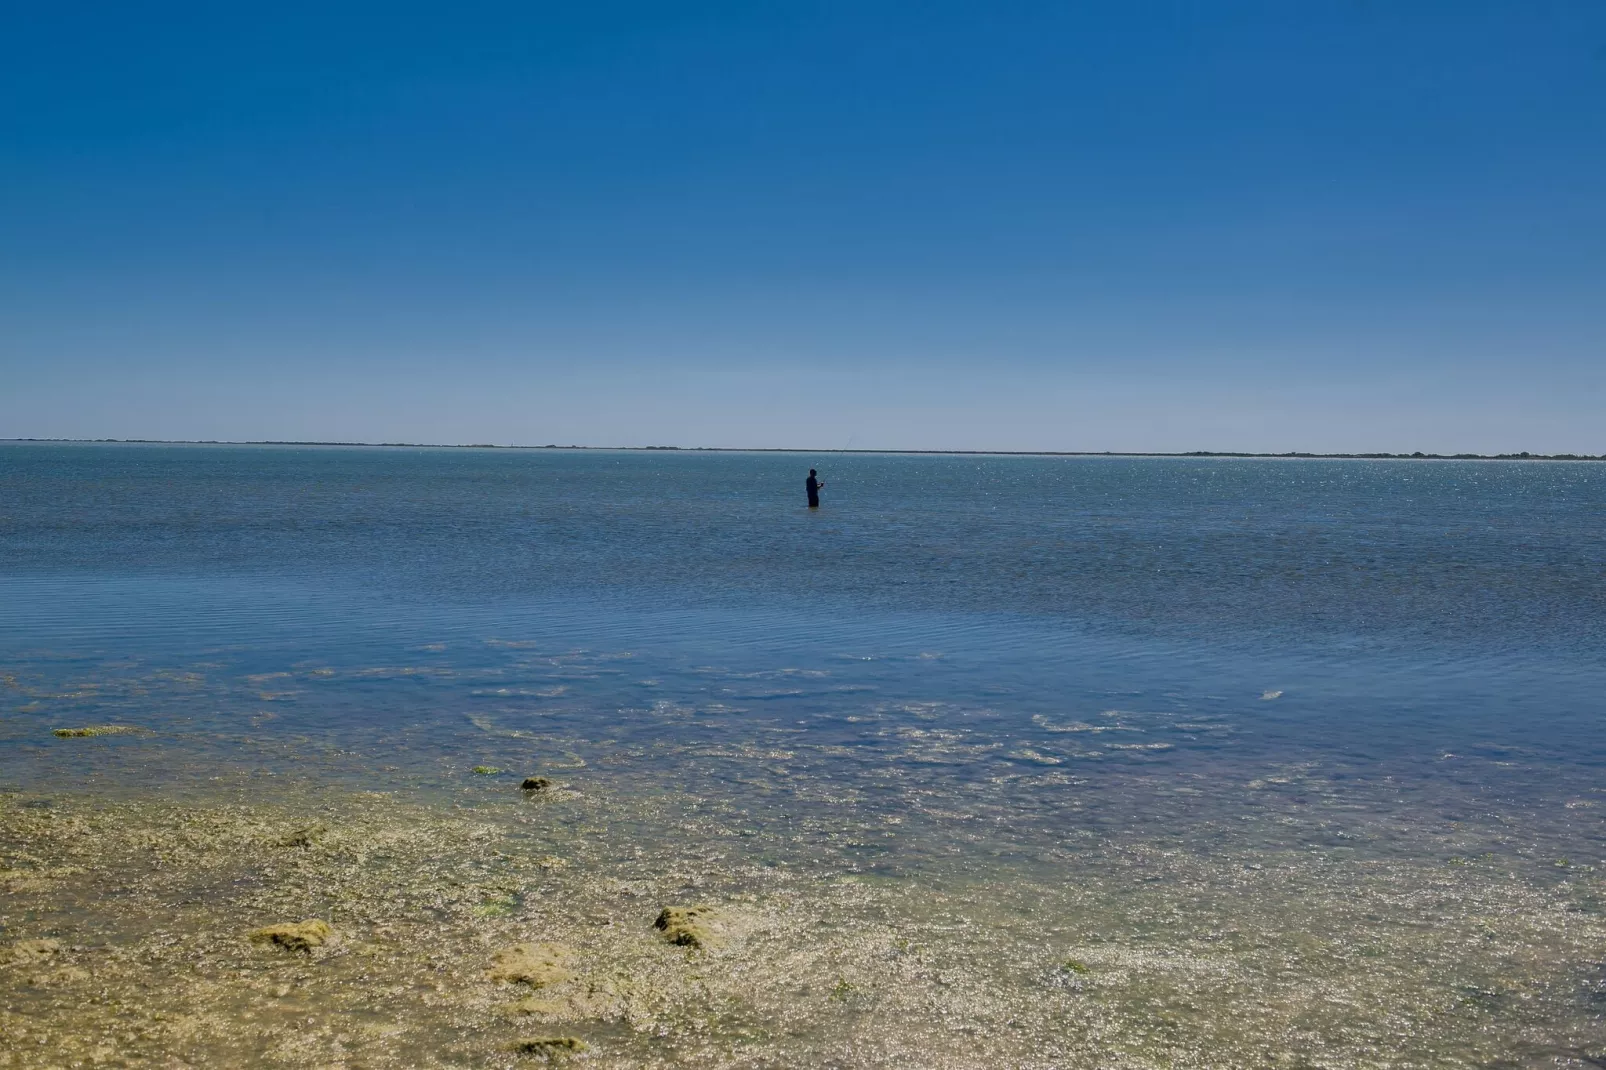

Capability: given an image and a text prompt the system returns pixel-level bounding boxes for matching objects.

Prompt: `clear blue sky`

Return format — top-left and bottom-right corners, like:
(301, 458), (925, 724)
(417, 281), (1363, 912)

(3, 2), (1602, 452)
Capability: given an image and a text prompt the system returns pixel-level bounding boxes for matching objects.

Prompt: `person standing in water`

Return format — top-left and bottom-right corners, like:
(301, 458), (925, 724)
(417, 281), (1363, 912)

(806, 469), (824, 508)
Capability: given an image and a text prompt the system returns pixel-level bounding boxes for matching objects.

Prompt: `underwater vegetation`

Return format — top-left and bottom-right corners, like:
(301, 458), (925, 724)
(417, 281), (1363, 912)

(4, 772), (1606, 1069)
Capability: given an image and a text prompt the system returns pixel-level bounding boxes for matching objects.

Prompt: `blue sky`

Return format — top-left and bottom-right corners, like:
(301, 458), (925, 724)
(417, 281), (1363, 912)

(2, 2), (1602, 452)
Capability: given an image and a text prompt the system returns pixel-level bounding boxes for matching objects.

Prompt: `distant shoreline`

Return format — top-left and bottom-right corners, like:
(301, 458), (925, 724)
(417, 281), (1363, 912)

(2, 438), (1602, 461)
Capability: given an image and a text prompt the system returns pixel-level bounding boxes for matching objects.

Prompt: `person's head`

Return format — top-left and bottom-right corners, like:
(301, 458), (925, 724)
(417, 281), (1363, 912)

(809, 469), (816, 477)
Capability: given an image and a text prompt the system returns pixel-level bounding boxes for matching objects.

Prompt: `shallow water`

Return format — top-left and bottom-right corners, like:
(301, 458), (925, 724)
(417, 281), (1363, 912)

(2, 444), (1605, 1066)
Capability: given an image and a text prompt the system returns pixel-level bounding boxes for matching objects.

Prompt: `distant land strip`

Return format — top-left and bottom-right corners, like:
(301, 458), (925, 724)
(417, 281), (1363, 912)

(3, 439), (1603, 461)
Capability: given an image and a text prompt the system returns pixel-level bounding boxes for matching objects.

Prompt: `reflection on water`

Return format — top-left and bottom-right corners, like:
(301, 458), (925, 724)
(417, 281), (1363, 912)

(3, 446), (1605, 1065)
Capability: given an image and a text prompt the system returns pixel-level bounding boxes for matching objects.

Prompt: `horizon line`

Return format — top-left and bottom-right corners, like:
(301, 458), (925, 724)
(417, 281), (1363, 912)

(2, 438), (1602, 461)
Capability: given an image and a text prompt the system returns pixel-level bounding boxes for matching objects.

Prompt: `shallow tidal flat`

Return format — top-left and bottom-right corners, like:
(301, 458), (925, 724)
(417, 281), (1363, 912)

(4, 766), (1605, 1068)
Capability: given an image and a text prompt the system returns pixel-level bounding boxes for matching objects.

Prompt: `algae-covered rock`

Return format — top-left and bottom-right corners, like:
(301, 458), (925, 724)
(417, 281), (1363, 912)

(4, 937), (62, 965)
(276, 823), (327, 849)
(521, 777), (552, 792)
(510, 1035), (587, 1056)
(653, 905), (720, 948)
(488, 943), (574, 987)
(51, 725), (133, 738)
(472, 765), (503, 775)
(249, 920), (333, 953)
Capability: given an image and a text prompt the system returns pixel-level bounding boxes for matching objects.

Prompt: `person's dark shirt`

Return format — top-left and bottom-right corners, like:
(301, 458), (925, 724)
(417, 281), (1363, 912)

(806, 475), (819, 495)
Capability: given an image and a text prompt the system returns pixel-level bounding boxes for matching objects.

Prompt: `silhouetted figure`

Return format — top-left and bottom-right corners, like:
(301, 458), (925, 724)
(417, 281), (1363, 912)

(806, 469), (824, 508)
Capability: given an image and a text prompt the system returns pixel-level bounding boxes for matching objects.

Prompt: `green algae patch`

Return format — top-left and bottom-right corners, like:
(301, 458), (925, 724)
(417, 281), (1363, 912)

(472, 765), (503, 775)
(51, 725), (134, 738)
(510, 1035), (587, 1057)
(475, 891), (520, 917)
(653, 905), (720, 949)
(488, 943), (574, 987)
(249, 919), (333, 953)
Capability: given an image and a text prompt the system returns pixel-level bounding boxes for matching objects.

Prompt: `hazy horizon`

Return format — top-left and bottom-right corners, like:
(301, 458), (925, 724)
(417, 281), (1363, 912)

(4, 3), (1603, 454)
(6, 438), (1603, 461)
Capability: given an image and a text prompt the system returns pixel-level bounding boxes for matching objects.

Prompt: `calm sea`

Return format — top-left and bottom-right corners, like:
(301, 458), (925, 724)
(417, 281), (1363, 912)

(3, 440), (1606, 835)
(4, 442), (1604, 845)
(3, 443), (1604, 798)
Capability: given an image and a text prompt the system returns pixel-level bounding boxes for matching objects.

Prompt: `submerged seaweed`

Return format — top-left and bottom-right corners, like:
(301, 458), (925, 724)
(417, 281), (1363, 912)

(3, 773), (1605, 1069)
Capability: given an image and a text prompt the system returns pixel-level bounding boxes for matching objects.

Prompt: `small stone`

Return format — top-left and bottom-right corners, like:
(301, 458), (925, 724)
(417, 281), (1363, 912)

(510, 1035), (586, 1056)
(521, 777), (552, 792)
(653, 905), (719, 949)
(488, 943), (574, 987)
(248, 920), (333, 953)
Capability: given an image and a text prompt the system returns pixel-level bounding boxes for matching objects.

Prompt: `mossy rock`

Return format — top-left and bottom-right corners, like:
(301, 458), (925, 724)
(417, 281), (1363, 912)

(488, 943), (574, 987)
(521, 777), (552, 792)
(4, 938), (62, 965)
(275, 823), (327, 849)
(510, 1035), (586, 1057)
(248, 920), (332, 953)
(653, 905), (720, 949)
(51, 725), (133, 738)
(472, 765), (503, 775)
